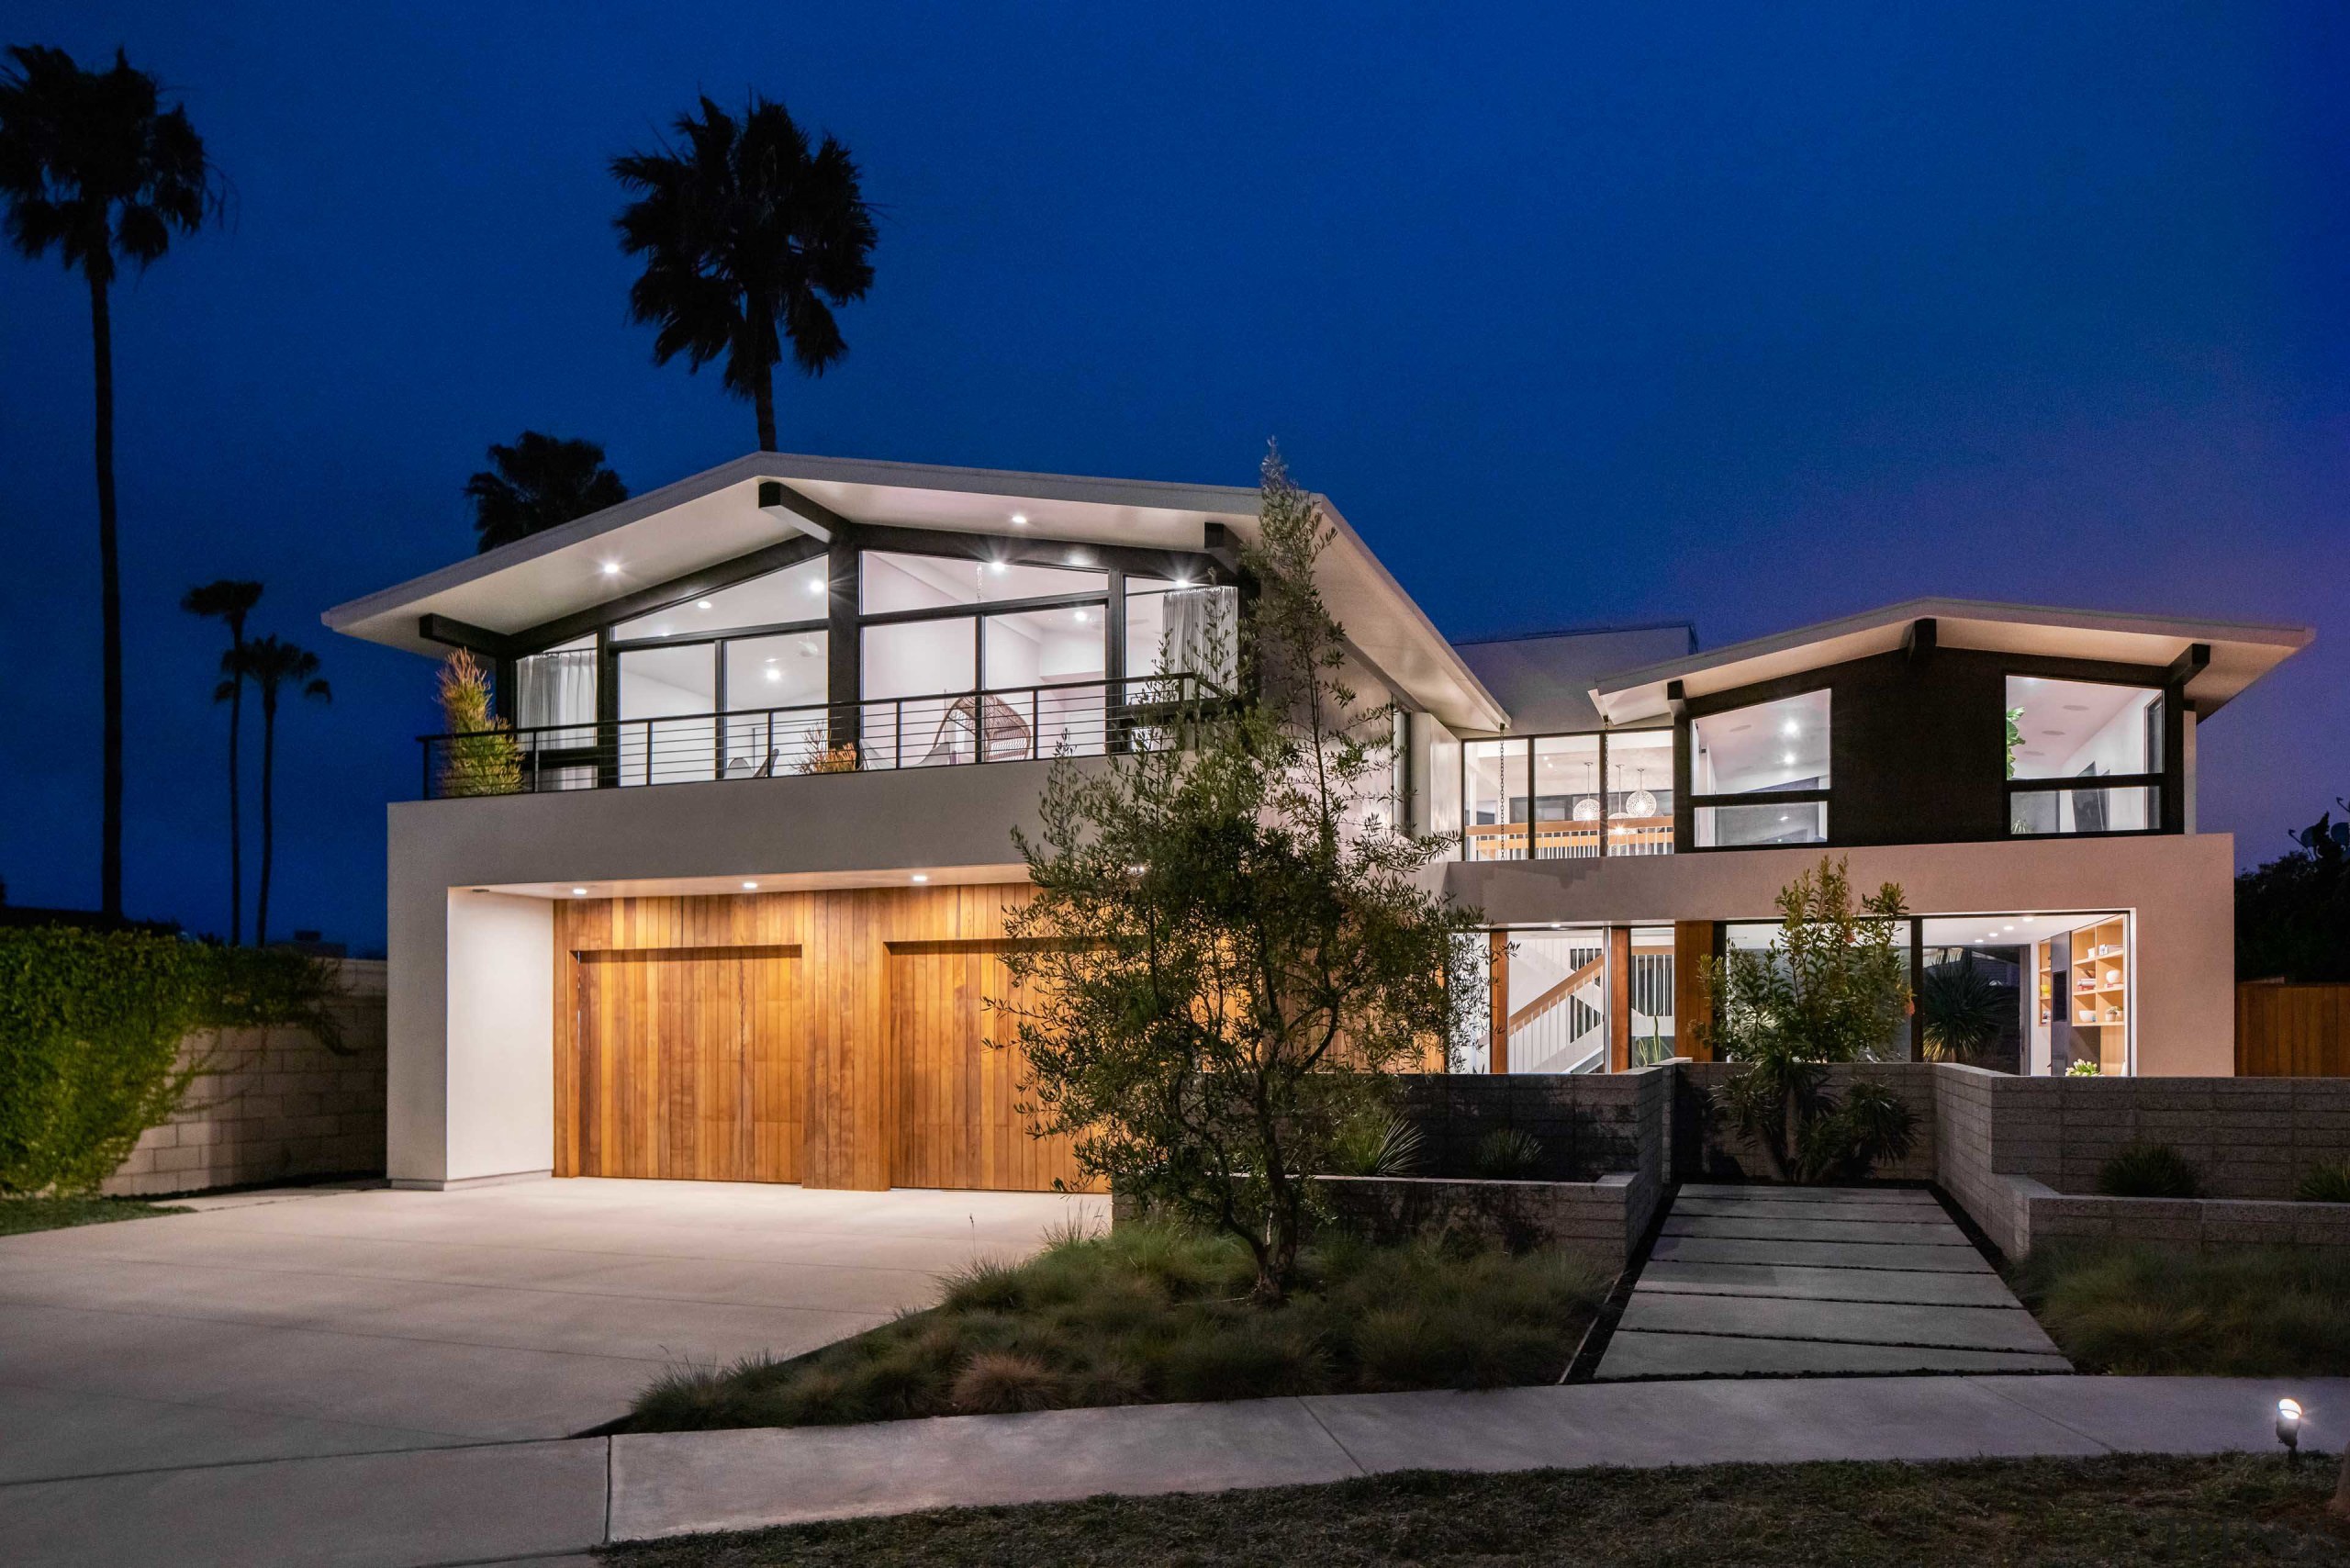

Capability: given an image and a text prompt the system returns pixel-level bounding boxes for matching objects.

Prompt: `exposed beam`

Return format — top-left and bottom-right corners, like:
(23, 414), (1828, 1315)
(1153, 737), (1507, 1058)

(1903, 617), (1938, 666)
(2165, 642), (2211, 688)
(418, 614), (519, 658)
(507, 534), (832, 654)
(757, 479), (849, 544)
(1665, 678), (1687, 722)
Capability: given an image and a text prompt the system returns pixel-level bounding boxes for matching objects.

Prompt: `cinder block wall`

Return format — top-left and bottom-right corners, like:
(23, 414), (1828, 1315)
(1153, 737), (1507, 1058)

(104, 960), (388, 1197)
(1393, 1066), (1668, 1185)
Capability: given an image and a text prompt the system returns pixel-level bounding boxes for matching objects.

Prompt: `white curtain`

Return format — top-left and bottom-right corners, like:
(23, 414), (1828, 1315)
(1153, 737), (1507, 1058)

(1163, 586), (1237, 689)
(518, 648), (597, 743)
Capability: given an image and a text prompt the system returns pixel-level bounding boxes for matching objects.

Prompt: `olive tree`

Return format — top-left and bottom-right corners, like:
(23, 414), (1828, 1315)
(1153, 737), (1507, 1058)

(999, 451), (1479, 1304)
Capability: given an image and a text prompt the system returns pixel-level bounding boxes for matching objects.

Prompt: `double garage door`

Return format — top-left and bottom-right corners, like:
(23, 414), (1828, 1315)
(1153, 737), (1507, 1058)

(559, 922), (1086, 1192)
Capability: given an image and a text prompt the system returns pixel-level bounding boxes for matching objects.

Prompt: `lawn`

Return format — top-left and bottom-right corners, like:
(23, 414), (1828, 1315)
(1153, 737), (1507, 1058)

(627, 1221), (1610, 1432)
(601, 1453), (2350, 1566)
(0, 1195), (187, 1237)
(2012, 1242), (2350, 1376)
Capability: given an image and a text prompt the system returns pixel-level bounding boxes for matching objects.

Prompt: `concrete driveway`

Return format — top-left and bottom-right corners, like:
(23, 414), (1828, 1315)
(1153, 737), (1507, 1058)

(0, 1178), (1102, 1485)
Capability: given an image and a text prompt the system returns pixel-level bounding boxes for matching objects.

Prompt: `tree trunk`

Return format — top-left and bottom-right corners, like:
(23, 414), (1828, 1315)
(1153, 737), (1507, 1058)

(227, 645), (244, 946)
(255, 697), (276, 947)
(754, 367), (777, 452)
(91, 274), (124, 918)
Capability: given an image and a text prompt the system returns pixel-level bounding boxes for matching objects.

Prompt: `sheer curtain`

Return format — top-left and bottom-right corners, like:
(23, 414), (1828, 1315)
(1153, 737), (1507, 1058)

(1164, 586), (1237, 689)
(518, 647), (597, 745)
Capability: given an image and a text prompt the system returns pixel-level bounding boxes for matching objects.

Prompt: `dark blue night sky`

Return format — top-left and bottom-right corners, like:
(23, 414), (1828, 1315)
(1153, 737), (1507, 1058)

(4, 4), (2345, 951)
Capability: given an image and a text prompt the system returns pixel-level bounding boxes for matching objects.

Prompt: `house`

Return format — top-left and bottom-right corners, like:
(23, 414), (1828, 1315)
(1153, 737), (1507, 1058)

(325, 453), (2311, 1193)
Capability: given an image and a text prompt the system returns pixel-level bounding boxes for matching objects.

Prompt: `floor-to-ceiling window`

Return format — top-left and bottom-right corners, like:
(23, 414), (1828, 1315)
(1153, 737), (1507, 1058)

(609, 557), (832, 785)
(1463, 727), (1677, 861)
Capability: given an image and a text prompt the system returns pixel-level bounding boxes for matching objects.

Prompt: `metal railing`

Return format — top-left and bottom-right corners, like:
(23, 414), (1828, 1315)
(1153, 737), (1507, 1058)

(420, 673), (1221, 800)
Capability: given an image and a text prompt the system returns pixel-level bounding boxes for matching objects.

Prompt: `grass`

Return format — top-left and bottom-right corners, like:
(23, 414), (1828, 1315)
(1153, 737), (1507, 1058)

(599, 1453), (2350, 1566)
(0, 1195), (188, 1236)
(2013, 1241), (2350, 1375)
(626, 1221), (1610, 1432)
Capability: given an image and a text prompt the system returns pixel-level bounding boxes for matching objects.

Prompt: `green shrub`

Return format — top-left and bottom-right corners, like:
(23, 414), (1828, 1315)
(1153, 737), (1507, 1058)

(2014, 1242), (2350, 1375)
(2295, 1159), (2350, 1204)
(940, 1259), (1028, 1313)
(1471, 1127), (1546, 1180)
(0, 927), (342, 1195)
(1353, 1305), (1482, 1389)
(950, 1351), (1063, 1414)
(1159, 1317), (1329, 1401)
(2094, 1142), (2202, 1199)
(1327, 1109), (1426, 1177)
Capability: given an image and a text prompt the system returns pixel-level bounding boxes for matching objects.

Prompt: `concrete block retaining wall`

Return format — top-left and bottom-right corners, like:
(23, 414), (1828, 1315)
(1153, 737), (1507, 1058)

(103, 960), (388, 1197)
(1933, 1064), (2350, 1257)
(1315, 1172), (1652, 1261)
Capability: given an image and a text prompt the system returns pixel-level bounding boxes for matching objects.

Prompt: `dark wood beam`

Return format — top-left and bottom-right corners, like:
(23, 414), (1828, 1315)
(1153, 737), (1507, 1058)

(1904, 617), (1938, 666)
(2165, 642), (2211, 689)
(418, 614), (519, 658)
(1664, 678), (1687, 721)
(508, 534), (831, 654)
(757, 479), (851, 543)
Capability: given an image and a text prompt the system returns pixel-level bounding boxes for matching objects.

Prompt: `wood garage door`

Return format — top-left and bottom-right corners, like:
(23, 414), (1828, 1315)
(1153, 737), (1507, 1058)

(888, 942), (1092, 1192)
(570, 944), (803, 1182)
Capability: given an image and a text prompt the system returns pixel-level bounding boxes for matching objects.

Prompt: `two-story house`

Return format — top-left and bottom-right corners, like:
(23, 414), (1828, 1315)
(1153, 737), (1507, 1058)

(326, 453), (2311, 1193)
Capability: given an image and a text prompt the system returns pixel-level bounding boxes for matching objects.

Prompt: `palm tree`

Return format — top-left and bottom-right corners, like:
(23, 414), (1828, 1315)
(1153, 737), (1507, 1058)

(182, 579), (263, 943)
(465, 431), (629, 553)
(219, 636), (329, 947)
(0, 45), (217, 917)
(612, 93), (877, 451)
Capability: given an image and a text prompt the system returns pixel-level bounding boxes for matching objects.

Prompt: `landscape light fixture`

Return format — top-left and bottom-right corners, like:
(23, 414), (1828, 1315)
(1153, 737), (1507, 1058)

(2278, 1397), (2302, 1462)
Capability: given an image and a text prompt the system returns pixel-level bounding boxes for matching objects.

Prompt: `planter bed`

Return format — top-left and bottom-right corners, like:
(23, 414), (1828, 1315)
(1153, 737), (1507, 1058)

(623, 1222), (1608, 1434)
(2011, 1238), (2350, 1374)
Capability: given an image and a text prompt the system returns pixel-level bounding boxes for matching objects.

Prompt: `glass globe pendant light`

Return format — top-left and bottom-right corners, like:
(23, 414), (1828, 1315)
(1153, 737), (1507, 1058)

(1624, 766), (1658, 820)
(1572, 761), (1601, 822)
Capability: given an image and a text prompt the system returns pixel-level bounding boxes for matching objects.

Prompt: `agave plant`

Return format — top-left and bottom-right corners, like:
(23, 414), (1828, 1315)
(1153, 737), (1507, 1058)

(1919, 954), (2011, 1064)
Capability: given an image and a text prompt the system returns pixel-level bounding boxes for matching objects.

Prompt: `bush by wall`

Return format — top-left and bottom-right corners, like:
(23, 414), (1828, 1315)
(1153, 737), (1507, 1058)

(0, 926), (342, 1195)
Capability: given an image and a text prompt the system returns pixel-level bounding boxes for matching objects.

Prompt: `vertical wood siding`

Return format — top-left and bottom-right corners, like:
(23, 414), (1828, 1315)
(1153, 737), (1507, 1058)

(2236, 982), (2350, 1077)
(553, 884), (1095, 1192)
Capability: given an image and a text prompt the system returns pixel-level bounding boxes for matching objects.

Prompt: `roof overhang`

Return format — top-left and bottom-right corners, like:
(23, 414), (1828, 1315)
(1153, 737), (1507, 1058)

(323, 452), (1507, 733)
(1589, 597), (2311, 723)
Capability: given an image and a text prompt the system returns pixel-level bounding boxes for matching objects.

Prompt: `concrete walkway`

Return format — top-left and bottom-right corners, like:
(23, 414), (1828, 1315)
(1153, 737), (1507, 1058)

(0, 1179), (1102, 1484)
(1596, 1183), (2071, 1379)
(4, 1375), (2339, 1566)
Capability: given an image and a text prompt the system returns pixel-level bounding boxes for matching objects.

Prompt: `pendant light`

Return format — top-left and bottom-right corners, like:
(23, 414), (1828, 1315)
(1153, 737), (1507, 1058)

(1624, 765), (1658, 820)
(1572, 760), (1601, 822)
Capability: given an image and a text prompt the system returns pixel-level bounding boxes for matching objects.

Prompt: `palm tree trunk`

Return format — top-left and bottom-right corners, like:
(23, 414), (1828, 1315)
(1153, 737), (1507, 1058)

(754, 368), (777, 452)
(255, 696), (276, 947)
(90, 274), (124, 918)
(226, 655), (244, 946)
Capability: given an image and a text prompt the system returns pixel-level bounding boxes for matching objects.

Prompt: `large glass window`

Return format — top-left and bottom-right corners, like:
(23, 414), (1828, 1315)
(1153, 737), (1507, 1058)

(1691, 689), (1830, 847)
(617, 644), (720, 785)
(1532, 734), (1602, 858)
(1465, 739), (1528, 860)
(860, 551), (1106, 614)
(722, 633), (829, 777)
(986, 606), (1107, 759)
(1606, 729), (1673, 856)
(612, 557), (828, 640)
(2006, 677), (2161, 835)
(1126, 577), (1238, 690)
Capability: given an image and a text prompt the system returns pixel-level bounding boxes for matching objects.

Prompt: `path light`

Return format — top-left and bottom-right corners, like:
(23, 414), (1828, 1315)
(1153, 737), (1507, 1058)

(2278, 1397), (2302, 1462)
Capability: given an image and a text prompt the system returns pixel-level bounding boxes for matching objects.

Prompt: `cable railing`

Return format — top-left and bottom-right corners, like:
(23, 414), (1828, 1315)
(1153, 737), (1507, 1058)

(420, 673), (1223, 800)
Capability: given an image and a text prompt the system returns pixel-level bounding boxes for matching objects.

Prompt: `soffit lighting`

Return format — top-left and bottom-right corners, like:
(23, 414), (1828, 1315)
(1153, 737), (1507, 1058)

(1010, 512), (1029, 527)
(911, 873), (929, 883)
(599, 561), (622, 578)
(1074, 609), (1091, 623)
(742, 880), (759, 890)
(570, 887), (588, 896)
(764, 667), (782, 682)
(696, 599), (714, 610)
(807, 577), (825, 595)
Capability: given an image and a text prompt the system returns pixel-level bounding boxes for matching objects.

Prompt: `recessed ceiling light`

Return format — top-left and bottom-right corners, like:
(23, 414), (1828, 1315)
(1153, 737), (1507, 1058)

(1782, 752), (1796, 766)
(599, 561), (621, 577)
(571, 887), (588, 896)
(1010, 513), (1028, 527)
(806, 577), (824, 595)
(1172, 576), (1192, 588)
(696, 599), (714, 610)
(742, 880), (759, 890)
(1782, 721), (1799, 737)
(990, 560), (1007, 575)
(764, 667), (782, 682)
(911, 873), (929, 883)
(1074, 609), (1090, 623)
(2023, 915), (2037, 924)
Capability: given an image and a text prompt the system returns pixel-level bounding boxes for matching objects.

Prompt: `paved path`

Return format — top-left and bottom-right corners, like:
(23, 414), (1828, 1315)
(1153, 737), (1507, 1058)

(4, 1375), (2339, 1566)
(0, 1179), (1102, 1484)
(1596, 1183), (2070, 1379)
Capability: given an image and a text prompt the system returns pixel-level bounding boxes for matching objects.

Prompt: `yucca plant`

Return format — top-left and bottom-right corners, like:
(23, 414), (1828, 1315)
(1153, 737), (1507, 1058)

(2296, 1159), (2350, 1204)
(2095, 1141), (2201, 1199)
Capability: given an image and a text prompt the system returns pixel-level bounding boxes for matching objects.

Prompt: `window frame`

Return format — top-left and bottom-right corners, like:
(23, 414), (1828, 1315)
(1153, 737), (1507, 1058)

(1676, 681), (1836, 854)
(1999, 670), (2170, 841)
(1457, 723), (1677, 861)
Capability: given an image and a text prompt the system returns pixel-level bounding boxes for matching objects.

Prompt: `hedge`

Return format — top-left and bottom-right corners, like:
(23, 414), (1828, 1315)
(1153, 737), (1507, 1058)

(0, 926), (344, 1195)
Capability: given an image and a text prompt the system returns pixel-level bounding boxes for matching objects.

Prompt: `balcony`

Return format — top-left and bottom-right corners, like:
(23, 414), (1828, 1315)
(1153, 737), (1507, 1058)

(419, 674), (1219, 800)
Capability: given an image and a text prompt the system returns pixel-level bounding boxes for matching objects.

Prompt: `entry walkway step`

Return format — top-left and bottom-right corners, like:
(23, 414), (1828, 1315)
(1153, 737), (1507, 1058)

(1594, 1183), (2070, 1381)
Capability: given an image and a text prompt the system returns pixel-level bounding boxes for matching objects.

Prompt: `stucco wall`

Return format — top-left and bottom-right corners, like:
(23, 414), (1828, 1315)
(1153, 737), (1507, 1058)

(1444, 832), (2237, 1076)
(105, 960), (387, 1196)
